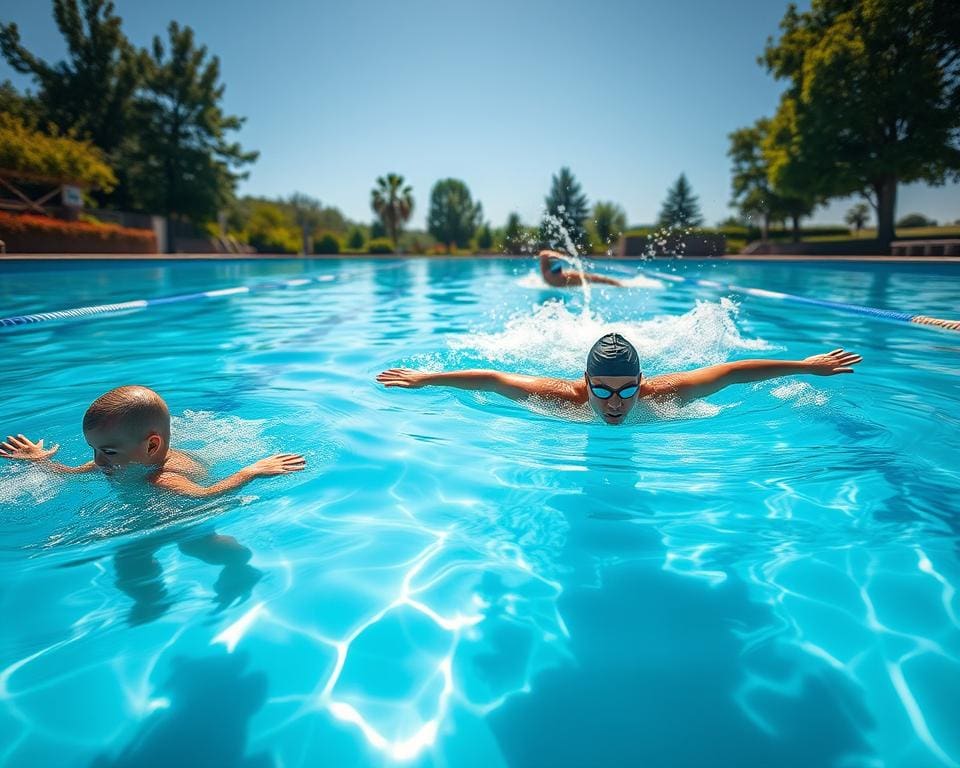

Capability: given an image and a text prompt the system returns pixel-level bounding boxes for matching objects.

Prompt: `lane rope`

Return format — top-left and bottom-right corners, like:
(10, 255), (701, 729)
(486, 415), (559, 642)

(0, 270), (356, 329)
(635, 266), (960, 332)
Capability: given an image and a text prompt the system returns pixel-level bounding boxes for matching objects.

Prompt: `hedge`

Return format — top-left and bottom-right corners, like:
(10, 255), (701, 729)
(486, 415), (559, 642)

(0, 211), (157, 253)
(0, 115), (116, 190)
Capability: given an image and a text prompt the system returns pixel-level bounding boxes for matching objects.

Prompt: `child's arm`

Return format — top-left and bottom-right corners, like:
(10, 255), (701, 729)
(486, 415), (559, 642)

(377, 368), (581, 402)
(0, 434), (97, 473)
(151, 453), (306, 498)
(645, 348), (862, 401)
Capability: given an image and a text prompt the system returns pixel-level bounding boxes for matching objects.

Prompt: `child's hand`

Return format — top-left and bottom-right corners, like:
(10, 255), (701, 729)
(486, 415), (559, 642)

(248, 454), (306, 477)
(0, 434), (59, 461)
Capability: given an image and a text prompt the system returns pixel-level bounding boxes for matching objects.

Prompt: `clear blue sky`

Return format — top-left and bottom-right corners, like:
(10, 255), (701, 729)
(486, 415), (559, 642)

(3, 0), (958, 229)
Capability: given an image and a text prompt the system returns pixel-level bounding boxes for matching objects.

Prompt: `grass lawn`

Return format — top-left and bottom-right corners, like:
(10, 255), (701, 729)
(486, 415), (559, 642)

(803, 225), (960, 243)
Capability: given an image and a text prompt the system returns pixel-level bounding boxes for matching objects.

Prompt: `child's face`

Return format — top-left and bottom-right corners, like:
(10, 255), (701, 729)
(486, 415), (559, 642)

(83, 422), (165, 473)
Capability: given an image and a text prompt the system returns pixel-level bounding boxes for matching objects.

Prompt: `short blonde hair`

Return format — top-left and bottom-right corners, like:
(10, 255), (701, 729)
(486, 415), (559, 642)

(82, 386), (170, 438)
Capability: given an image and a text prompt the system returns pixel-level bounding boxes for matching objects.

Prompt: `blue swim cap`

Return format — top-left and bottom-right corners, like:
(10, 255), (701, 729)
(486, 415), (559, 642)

(586, 333), (640, 376)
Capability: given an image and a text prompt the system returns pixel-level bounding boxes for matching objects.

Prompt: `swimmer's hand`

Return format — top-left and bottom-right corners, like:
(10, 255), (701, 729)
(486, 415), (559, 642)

(377, 368), (430, 388)
(803, 349), (862, 375)
(249, 453), (307, 476)
(152, 453), (306, 497)
(0, 434), (59, 461)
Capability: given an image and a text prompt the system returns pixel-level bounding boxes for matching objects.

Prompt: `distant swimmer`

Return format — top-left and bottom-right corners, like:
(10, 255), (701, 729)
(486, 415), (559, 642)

(539, 249), (625, 288)
(377, 333), (862, 425)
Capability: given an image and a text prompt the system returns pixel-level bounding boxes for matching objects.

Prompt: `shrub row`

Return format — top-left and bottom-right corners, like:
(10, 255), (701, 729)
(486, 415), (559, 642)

(0, 211), (157, 253)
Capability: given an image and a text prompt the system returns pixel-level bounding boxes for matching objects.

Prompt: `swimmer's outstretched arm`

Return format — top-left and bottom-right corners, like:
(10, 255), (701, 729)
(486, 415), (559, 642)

(377, 368), (583, 403)
(644, 349), (862, 401)
(0, 434), (97, 473)
(151, 454), (306, 498)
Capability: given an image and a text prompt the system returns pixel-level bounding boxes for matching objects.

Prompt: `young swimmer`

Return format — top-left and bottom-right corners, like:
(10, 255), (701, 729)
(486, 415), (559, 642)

(377, 333), (862, 425)
(0, 385), (306, 495)
(539, 249), (625, 288)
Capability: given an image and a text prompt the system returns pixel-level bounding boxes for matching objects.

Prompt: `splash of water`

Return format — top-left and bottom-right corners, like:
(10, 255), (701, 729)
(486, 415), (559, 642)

(447, 297), (772, 376)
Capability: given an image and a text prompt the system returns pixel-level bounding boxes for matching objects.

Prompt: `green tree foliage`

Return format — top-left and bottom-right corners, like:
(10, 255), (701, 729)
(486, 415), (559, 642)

(591, 201), (627, 247)
(427, 178), (483, 252)
(845, 202), (871, 233)
(476, 222), (493, 251)
(367, 237), (394, 254)
(542, 167), (589, 250)
(371, 173), (414, 249)
(0, 114), (116, 189)
(240, 200), (299, 254)
(287, 192), (323, 254)
(126, 22), (257, 230)
(896, 212), (937, 227)
(346, 227), (365, 250)
(0, 80), (42, 125)
(313, 233), (340, 254)
(502, 212), (527, 254)
(658, 173), (704, 229)
(762, 0), (960, 246)
(728, 118), (816, 241)
(0, 0), (139, 156)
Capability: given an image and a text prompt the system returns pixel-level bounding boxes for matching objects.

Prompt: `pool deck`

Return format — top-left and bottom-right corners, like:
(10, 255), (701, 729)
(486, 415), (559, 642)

(3, 253), (960, 263)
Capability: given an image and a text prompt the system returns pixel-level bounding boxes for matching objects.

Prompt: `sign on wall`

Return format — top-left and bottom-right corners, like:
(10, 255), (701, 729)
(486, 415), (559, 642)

(61, 185), (83, 209)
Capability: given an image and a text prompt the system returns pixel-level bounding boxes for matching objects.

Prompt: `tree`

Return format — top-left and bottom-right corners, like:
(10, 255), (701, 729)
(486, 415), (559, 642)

(346, 227), (365, 250)
(242, 200), (299, 254)
(0, 114), (116, 190)
(427, 178), (482, 252)
(0, 80), (42, 125)
(476, 222), (493, 251)
(896, 212), (937, 228)
(542, 167), (589, 251)
(0, 0), (139, 157)
(371, 173), (414, 250)
(591, 201), (627, 248)
(762, 0), (960, 248)
(125, 22), (256, 240)
(845, 202), (871, 234)
(287, 192), (323, 254)
(729, 119), (777, 240)
(503, 212), (526, 254)
(658, 173), (704, 229)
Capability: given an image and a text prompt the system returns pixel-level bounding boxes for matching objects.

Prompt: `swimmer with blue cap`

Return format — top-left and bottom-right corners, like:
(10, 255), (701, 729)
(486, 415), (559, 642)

(539, 249), (626, 288)
(377, 334), (862, 424)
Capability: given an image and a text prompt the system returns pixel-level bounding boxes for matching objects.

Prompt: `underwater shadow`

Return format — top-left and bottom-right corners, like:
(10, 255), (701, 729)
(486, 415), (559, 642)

(487, 426), (876, 768)
(487, 554), (875, 767)
(91, 650), (271, 768)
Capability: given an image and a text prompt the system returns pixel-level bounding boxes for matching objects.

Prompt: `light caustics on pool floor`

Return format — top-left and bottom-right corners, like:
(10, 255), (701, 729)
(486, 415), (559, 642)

(0, 258), (958, 767)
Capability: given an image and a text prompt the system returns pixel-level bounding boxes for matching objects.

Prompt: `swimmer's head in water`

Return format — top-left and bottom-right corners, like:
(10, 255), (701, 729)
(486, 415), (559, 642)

(82, 386), (170, 472)
(585, 333), (641, 425)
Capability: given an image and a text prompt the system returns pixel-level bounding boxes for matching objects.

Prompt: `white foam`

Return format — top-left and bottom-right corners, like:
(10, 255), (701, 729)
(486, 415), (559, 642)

(448, 297), (771, 375)
(171, 410), (274, 465)
(770, 381), (829, 407)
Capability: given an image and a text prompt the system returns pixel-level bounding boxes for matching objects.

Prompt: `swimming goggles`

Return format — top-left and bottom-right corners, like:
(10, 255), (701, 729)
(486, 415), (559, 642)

(589, 381), (639, 399)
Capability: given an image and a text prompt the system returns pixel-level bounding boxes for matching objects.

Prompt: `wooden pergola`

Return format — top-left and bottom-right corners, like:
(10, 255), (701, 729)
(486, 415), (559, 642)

(0, 168), (90, 217)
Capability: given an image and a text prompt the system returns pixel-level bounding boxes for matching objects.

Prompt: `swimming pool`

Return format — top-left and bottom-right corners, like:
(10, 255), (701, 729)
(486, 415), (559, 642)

(1, 257), (958, 767)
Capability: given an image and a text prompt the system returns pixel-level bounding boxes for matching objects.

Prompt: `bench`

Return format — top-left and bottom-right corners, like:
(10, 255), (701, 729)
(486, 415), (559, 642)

(890, 239), (960, 256)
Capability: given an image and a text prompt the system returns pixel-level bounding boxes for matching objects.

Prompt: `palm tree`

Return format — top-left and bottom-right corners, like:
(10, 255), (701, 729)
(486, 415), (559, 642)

(371, 174), (414, 250)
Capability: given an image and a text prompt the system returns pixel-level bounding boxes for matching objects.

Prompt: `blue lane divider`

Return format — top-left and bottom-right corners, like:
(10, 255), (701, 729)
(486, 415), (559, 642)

(0, 273), (337, 328)
(635, 266), (960, 331)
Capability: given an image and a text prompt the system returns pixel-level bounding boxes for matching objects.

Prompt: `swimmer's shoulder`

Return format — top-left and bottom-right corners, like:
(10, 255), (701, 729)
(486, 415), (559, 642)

(163, 448), (207, 479)
(542, 376), (587, 404)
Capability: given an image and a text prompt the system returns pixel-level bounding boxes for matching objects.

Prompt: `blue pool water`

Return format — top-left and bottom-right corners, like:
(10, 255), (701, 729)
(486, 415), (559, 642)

(0, 257), (958, 767)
